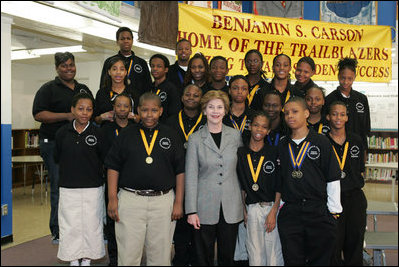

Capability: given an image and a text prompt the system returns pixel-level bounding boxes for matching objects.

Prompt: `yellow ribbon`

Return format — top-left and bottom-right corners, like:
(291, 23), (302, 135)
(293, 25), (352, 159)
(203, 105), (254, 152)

(139, 129), (158, 157)
(281, 90), (291, 112)
(247, 85), (260, 106)
(230, 115), (247, 133)
(178, 110), (203, 141)
(247, 154), (265, 184)
(288, 141), (310, 170)
(332, 142), (349, 171)
(318, 123), (323, 134)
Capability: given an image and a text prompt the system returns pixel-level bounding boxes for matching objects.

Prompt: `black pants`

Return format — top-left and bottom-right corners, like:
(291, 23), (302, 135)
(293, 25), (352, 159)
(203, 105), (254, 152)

(193, 207), (239, 266)
(331, 189), (367, 266)
(104, 182), (118, 266)
(278, 200), (337, 266)
(172, 214), (196, 266)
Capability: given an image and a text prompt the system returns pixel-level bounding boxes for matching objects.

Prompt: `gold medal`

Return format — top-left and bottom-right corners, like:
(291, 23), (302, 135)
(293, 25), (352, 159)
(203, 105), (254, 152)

(247, 154), (265, 191)
(288, 142), (310, 180)
(332, 142), (349, 180)
(296, 170), (303, 178)
(252, 183), (259, 191)
(291, 171), (298, 178)
(127, 78), (131, 85)
(146, 156), (153, 164)
(140, 129), (158, 165)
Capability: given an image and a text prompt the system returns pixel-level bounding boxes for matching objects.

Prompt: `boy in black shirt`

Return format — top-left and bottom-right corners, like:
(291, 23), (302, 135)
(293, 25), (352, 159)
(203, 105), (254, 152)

(167, 39), (192, 97)
(327, 101), (367, 266)
(277, 97), (342, 265)
(105, 93), (185, 265)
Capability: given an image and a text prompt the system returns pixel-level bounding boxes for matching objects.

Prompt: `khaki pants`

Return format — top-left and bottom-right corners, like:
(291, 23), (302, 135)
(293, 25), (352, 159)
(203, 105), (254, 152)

(116, 189), (175, 266)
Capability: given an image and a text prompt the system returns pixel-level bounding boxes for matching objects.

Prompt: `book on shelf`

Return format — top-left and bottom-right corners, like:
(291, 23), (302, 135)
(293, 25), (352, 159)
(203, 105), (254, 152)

(367, 152), (398, 163)
(24, 131), (39, 148)
(367, 136), (398, 149)
(365, 168), (396, 181)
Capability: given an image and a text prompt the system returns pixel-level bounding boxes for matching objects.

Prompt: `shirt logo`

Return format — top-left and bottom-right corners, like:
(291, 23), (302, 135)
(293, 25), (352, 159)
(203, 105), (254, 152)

(322, 125), (330, 134)
(159, 91), (167, 102)
(350, 145), (360, 158)
(356, 102), (364, 113)
(79, 89), (88, 94)
(159, 137), (171, 150)
(307, 145), (320, 160)
(85, 135), (97, 146)
(198, 125), (204, 130)
(134, 64), (143, 73)
(263, 160), (275, 174)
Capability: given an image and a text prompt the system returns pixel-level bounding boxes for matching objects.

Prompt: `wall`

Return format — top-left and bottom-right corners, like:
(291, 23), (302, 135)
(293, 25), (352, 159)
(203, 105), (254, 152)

(11, 59), (106, 129)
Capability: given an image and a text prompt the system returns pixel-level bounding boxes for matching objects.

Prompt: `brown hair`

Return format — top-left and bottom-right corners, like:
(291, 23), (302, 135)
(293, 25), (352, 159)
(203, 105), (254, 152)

(200, 90), (230, 114)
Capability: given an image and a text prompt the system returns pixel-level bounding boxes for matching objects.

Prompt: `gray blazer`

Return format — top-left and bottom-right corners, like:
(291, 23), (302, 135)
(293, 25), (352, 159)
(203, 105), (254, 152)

(185, 124), (244, 225)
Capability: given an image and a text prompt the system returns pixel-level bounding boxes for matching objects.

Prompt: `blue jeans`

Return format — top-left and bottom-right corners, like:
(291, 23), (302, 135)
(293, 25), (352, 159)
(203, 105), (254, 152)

(39, 139), (59, 236)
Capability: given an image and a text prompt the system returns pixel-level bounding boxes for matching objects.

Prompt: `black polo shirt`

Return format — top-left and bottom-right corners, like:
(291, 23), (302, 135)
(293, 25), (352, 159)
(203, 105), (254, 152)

(100, 51), (152, 97)
(276, 128), (341, 203)
(54, 121), (107, 188)
(327, 132), (365, 192)
(293, 79), (317, 97)
(150, 80), (181, 121)
(204, 83), (230, 95)
(32, 77), (92, 141)
(104, 123), (185, 191)
(165, 110), (207, 148)
(246, 76), (271, 111)
(101, 120), (134, 155)
(223, 105), (256, 145)
(266, 114), (289, 147)
(307, 118), (330, 135)
(237, 145), (279, 205)
(324, 88), (371, 149)
(167, 61), (186, 97)
(94, 86), (139, 118)
(270, 78), (304, 105)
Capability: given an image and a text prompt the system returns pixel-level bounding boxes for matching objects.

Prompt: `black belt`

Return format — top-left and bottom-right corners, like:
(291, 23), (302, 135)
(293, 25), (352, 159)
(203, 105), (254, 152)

(123, 188), (170, 197)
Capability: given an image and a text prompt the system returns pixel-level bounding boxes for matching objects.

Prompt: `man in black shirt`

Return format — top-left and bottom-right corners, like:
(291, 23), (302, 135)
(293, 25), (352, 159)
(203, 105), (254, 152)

(99, 27), (152, 99)
(167, 39), (192, 97)
(32, 52), (93, 243)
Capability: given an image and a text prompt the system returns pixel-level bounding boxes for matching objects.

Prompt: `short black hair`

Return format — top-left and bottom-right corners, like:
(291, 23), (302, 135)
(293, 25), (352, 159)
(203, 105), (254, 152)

(305, 85), (326, 99)
(139, 92), (162, 107)
(284, 96), (308, 110)
(116, 27), (133, 40)
(113, 93), (132, 107)
(297, 56), (316, 71)
(229, 75), (250, 90)
(338, 57), (358, 75)
(263, 89), (283, 106)
(244, 49), (263, 63)
(71, 92), (94, 108)
(273, 53), (291, 66)
(54, 52), (74, 68)
(328, 100), (347, 114)
(210, 56), (228, 69)
(176, 38), (191, 49)
(250, 110), (270, 128)
(149, 54), (170, 69)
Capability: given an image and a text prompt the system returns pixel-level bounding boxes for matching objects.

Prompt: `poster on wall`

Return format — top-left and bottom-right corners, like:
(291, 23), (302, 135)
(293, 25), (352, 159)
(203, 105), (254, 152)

(77, 1), (121, 23)
(220, 1), (242, 12)
(320, 1), (376, 25)
(364, 87), (398, 130)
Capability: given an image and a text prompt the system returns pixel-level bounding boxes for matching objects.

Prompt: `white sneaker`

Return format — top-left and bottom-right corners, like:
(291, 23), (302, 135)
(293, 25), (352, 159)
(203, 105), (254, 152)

(81, 259), (91, 266)
(70, 260), (79, 266)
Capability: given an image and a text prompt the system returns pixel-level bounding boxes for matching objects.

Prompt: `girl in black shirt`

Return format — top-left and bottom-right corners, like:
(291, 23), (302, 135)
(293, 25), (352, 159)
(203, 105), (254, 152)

(305, 85), (330, 135)
(293, 56), (317, 97)
(184, 53), (211, 94)
(95, 56), (139, 125)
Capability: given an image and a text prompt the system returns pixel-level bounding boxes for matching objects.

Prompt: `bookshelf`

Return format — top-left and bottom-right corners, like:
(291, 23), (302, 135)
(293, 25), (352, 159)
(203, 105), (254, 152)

(366, 131), (398, 182)
(12, 129), (40, 188)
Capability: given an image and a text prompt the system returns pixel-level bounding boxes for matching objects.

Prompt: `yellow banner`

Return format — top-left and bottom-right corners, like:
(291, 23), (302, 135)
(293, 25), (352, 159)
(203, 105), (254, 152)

(178, 4), (392, 82)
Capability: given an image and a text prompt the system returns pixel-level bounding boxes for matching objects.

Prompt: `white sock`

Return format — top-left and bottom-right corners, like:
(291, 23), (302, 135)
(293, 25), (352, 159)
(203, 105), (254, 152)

(81, 258), (91, 266)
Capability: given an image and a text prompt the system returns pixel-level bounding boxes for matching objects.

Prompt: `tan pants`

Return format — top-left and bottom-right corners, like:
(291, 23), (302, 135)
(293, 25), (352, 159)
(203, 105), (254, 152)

(116, 189), (175, 266)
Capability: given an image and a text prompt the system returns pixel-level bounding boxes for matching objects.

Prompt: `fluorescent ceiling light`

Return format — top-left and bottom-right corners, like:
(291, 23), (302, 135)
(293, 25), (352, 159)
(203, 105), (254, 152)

(11, 45), (86, 61)
(132, 32), (175, 56)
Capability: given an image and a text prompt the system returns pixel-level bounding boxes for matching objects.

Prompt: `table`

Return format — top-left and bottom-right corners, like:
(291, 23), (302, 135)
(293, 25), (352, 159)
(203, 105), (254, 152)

(12, 155), (45, 203)
(366, 200), (398, 266)
(366, 163), (398, 202)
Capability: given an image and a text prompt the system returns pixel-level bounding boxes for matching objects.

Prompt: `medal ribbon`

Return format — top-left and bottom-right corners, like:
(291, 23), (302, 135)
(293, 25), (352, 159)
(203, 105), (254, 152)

(267, 133), (280, 146)
(281, 90), (291, 112)
(332, 142), (349, 171)
(127, 59), (133, 78)
(247, 154), (265, 184)
(139, 129), (158, 157)
(318, 123), (323, 134)
(288, 141), (310, 171)
(247, 85), (259, 106)
(115, 129), (119, 136)
(230, 114), (247, 133)
(178, 110), (203, 141)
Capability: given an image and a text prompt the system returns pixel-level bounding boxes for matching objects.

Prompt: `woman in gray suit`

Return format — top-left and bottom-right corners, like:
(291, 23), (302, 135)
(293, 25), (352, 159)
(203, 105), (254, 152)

(185, 90), (244, 266)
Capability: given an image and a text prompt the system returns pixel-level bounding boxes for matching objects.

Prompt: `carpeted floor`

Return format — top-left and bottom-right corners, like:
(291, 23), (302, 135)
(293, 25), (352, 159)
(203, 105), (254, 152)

(1, 235), (109, 266)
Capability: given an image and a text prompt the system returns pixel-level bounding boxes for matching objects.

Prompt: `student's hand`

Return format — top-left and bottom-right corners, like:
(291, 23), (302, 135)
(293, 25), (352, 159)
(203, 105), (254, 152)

(66, 112), (75, 121)
(101, 111), (115, 122)
(107, 198), (119, 222)
(128, 112), (140, 123)
(265, 208), (277, 233)
(187, 214), (201, 230)
(171, 202), (183, 221)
